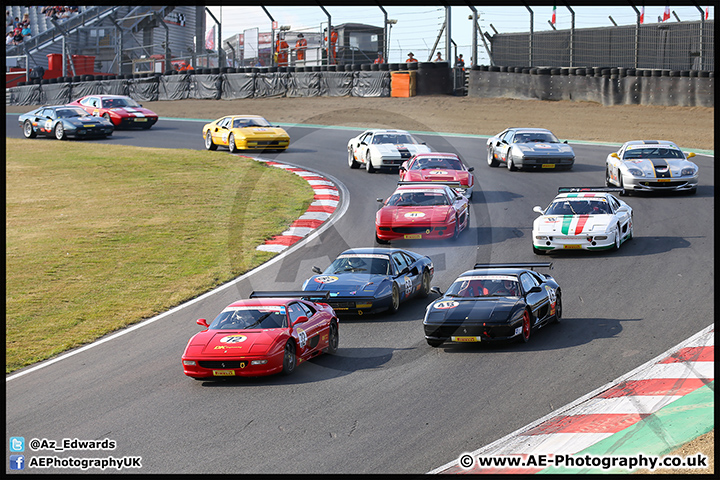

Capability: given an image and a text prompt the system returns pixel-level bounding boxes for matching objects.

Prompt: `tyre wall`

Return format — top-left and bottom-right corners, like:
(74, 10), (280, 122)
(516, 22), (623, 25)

(467, 66), (714, 107)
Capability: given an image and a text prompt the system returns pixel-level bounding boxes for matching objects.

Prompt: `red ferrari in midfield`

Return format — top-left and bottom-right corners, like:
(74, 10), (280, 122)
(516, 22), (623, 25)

(398, 152), (475, 198)
(182, 292), (339, 379)
(375, 182), (470, 244)
(68, 95), (158, 129)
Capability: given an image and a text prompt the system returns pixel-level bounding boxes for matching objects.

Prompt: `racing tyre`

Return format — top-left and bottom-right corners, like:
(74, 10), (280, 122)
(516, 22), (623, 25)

(326, 321), (339, 354)
(612, 225), (621, 251)
(507, 152), (517, 171)
(419, 269), (431, 298)
(348, 149), (360, 169)
(205, 132), (217, 150)
(533, 245), (548, 255)
(281, 340), (297, 375)
(387, 284), (400, 315)
(366, 153), (376, 173)
(487, 147), (499, 167)
(552, 294), (562, 324)
(452, 219), (460, 240)
(54, 123), (66, 140)
(102, 113), (112, 123)
(375, 233), (389, 245)
(228, 133), (238, 154)
(605, 167), (613, 187)
(427, 339), (444, 348)
(518, 309), (531, 343)
(23, 120), (36, 138)
(618, 175), (628, 196)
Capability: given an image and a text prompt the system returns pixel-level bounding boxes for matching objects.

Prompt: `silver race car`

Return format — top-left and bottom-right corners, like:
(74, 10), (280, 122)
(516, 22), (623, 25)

(487, 127), (575, 170)
(532, 187), (633, 254)
(605, 140), (698, 194)
(347, 128), (432, 173)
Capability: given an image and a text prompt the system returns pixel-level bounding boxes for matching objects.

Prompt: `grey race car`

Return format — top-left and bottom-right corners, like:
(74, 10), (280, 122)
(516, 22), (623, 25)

(487, 127), (575, 170)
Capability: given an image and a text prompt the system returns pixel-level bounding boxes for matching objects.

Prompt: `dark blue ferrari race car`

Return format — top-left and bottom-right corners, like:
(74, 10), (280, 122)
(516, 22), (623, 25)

(302, 247), (434, 315)
(19, 105), (114, 140)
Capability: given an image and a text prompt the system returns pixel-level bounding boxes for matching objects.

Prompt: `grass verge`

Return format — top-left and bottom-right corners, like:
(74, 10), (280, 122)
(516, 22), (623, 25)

(5, 138), (314, 372)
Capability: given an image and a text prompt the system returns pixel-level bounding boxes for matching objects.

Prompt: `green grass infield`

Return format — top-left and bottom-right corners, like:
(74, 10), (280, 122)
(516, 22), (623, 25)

(6, 138), (314, 373)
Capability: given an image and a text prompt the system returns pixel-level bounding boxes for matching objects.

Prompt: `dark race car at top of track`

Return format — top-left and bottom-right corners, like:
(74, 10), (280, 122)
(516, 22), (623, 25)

(18, 105), (114, 140)
(181, 291), (339, 379)
(423, 263), (561, 347)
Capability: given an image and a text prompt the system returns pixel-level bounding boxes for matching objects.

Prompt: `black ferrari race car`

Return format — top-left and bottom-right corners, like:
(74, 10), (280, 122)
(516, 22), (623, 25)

(423, 263), (561, 347)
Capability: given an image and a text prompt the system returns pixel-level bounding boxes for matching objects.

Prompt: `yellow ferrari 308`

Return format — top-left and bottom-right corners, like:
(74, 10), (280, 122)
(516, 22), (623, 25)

(202, 115), (290, 153)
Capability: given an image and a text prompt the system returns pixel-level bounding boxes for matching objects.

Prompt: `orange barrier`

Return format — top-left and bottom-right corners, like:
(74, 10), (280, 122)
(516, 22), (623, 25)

(391, 71), (416, 97)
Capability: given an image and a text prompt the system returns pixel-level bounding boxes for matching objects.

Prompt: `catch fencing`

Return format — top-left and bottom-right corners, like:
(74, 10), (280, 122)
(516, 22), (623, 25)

(489, 20), (713, 71)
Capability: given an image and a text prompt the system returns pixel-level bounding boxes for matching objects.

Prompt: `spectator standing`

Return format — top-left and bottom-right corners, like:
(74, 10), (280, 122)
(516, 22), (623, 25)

(374, 52), (384, 64)
(434, 51), (443, 62)
(406, 52), (418, 63)
(455, 54), (465, 69)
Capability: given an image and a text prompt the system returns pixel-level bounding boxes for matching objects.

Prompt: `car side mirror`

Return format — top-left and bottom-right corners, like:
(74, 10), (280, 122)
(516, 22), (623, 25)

(430, 286), (443, 295)
(616, 206), (629, 213)
(360, 141), (367, 146)
(467, 166), (475, 172)
(563, 140), (568, 144)
(686, 152), (696, 159)
(197, 318), (209, 328)
(292, 316), (308, 327)
(533, 206), (544, 214)
(312, 266), (322, 274)
(377, 198), (384, 203)
(526, 286), (542, 294)
(610, 152), (620, 159)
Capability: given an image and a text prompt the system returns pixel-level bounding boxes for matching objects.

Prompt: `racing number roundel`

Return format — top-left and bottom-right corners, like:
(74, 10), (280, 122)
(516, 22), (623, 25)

(434, 301), (459, 310)
(220, 335), (247, 343)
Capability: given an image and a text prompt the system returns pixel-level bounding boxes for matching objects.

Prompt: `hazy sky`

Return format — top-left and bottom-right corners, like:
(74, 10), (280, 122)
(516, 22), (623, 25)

(206, 5), (713, 63)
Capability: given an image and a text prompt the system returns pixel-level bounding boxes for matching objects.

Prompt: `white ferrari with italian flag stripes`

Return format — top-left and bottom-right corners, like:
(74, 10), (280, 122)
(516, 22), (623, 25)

(532, 187), (633, 254)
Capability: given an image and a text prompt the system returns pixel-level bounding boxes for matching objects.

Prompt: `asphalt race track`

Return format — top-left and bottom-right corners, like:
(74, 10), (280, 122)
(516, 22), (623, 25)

(5, 115), (715, 474)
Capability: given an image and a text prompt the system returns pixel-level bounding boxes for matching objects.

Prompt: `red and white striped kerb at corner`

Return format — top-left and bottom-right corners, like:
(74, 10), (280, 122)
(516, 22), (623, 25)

(430, 324), (714, 474)
(255, 161), (339, 253)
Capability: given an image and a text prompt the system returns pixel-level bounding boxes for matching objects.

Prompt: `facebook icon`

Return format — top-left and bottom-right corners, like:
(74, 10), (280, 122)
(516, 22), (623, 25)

(10, 455), (25, 470)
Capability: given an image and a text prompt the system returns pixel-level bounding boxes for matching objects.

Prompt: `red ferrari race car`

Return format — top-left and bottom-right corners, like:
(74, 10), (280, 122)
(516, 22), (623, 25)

(68, 95), (158, 129)
(399, 152), (475, 198)
(182, 292), (339, 379)
(375, 182), (470, 244)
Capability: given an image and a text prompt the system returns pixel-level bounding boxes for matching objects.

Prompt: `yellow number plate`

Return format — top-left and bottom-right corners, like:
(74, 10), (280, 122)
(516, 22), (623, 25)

(404, 234), (422, 239)
(563, 244), (582, 249)
(541, 164), (556, 168)
(451, 336), (481, 342)
(212, 370), (236, 376)
(657, 178), (671, 182)
(134, 118), (148, 122)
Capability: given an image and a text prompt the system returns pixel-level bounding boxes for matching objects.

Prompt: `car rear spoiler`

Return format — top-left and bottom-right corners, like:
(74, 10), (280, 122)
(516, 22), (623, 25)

(249, 291), (330, 300)
(473, 263), (553, 271)
(397, 181), (462, 188)
(558, 187), (624, 193)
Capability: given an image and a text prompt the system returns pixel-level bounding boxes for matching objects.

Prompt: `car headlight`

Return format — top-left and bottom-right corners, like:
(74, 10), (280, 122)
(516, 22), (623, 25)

(681, 167), (697, 176)
(626, 167), (644, 177)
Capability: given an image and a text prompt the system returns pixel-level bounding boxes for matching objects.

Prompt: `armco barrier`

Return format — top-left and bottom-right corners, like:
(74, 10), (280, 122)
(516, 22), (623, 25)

(468, 67), (714, 107)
